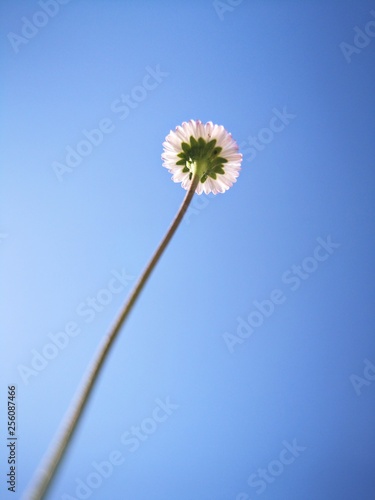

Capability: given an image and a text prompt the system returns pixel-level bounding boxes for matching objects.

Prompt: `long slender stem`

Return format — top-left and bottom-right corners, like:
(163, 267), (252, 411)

(25, 175), (200, 500)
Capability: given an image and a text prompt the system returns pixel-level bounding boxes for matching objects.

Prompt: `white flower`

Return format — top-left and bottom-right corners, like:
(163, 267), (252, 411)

(161, 119), (242, 195)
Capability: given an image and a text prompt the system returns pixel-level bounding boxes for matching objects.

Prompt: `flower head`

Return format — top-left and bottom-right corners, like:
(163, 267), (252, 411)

(162, 119), (242, 195)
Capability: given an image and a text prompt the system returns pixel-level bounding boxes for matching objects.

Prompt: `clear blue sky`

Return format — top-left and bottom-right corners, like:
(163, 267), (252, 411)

(1, 1), (375, 499)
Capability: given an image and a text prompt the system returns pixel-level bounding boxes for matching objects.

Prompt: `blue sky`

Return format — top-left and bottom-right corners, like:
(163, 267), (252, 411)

(1, 0), (375, 499)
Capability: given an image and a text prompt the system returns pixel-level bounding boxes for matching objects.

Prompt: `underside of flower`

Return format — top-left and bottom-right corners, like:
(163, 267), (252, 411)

(162, 120), (242, 195)
(176, 136), (227, 183)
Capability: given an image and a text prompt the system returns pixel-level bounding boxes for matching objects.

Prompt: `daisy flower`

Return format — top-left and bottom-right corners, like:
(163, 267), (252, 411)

(162, 119), (242, 194)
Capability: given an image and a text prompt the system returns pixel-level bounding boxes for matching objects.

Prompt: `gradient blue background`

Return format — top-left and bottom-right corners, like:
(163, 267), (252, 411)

(1, 1), (375, 499)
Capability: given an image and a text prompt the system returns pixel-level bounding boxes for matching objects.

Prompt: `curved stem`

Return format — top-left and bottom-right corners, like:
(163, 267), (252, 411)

(25, 175), (200, 500)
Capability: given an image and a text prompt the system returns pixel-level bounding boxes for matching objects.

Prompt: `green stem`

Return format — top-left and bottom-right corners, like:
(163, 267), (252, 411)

(25, 174), (200, 500)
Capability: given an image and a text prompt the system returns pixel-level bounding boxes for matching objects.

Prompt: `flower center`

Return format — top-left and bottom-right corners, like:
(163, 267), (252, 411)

(176, 136), (228, 183)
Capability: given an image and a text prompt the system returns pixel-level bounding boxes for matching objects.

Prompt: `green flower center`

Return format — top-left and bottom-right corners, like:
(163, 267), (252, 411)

(176, 136), (228, 183)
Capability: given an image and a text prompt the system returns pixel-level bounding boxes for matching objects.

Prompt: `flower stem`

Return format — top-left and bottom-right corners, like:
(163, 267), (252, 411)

(25, 174), (200, 500)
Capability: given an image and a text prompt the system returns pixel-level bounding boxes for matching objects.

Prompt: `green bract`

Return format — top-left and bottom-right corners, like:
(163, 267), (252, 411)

(175, 136), (228, 183)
